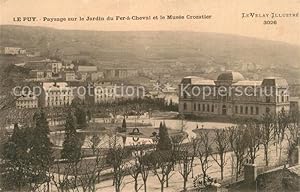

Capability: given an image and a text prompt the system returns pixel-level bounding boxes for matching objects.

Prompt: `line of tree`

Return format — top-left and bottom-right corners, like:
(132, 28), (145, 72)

(1, 108), (298, 192)
(1, 110), (53, 191)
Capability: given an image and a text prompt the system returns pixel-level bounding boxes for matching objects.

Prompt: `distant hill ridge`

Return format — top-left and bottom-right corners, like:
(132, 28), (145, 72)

(0, 25), (299, 82)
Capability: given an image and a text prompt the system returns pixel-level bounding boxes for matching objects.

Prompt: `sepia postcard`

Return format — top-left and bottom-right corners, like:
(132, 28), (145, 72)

(0, 0), (300, 191)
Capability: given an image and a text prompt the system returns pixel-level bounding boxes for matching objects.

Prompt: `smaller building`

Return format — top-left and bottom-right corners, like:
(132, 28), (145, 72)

(16, 94), (38, 109)
(64, 71), (76, 81)
(42, 82), (75, 107)
(104, 68), (138, 79)
(29, 70), (52, 80)
(48, 117), (66, 127)
(0, 47), (26, 55)
(51, 62), (63, 74)
(77, 65), (98, 73)
(77, 65), (98, 81)
(93, 82), (116, 104)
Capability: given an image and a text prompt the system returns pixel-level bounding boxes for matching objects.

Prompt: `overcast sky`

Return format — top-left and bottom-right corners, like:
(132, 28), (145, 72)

(1, 0), (300, 45)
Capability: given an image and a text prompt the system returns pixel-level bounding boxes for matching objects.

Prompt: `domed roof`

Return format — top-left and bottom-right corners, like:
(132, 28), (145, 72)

(217, 71), (245, 82)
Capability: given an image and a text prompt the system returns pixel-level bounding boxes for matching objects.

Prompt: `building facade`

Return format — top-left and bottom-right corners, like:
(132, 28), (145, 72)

(16, 95), (38, 109)
(93, 82), (116, 104)
(0, 47), (26, 55)
(64, 71), (76, 81)
(104, 68), (138, 79)
(179, 71), (290, 118)
(42, 82), (75, 107)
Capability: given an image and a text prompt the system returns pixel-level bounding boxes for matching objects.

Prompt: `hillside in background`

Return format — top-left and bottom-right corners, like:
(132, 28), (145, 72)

(0, 25), (300, 82)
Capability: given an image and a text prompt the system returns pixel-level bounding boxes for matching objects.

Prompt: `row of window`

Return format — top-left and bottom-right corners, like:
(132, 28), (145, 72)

(96, 95), (114, 99)
(192, 103), (215, 113)
(47, 102), (71, 106)
(47, 97), (72, 101)
(183, 103), (265, 116)
(17, 100), (37, 104)
(46, 90), (72, 95)
(95, 89), (114, 94)
(16, 104), (37, 109)
(276, 95), (289, 103)
(235, 105), (259, 115)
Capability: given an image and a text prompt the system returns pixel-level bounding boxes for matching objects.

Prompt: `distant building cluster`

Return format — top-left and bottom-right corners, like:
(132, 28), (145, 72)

(0, 46), (26, 55)
(179, 71), (294, 118)
(15, 80), (145, 109)
(104, 68), (138, 79)
(12, 57), (144, 110)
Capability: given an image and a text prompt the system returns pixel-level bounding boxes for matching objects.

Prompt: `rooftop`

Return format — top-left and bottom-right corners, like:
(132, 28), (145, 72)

(181, 76), (215, 85)
(261, 77), (288, 87)
(217, 71), (245, 82)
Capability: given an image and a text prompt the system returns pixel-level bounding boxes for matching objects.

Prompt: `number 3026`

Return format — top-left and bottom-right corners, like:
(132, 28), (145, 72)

(263, 20), (277, 24)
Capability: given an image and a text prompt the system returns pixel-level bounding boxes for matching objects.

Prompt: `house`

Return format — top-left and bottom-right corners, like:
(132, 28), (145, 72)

(51, 62), (63, 74)
(64, 70), (76, 81)
(0, 47), (26, 55)
(41, 82), (75, 107)
(29, 69), (52, 80)
(93, 81), (116, 104)
(16, 94), (38, 109)
(103, 68), (138, 79)
(77, 65), (98, 72)
(77, 65), (98, 81)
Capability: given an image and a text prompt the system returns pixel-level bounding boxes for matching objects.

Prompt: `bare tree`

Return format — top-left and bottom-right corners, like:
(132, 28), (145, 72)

(190, 137), (198, 178)
(244, 119), (261, 164)
(148, 151), (173, 192)
(50, 160), (77, 192)
(128, 144), (142, 192)
(276, 109), (290, 162)
(211, 128), (229, 180)
(260, 113), (276, 166)
(107, 136), (128, 192)
(76, 150), (106, 192)
(196, 130), (212, 185)
(228, 125), (248, 181)
(177, 144), (193, 191)
(137, 146), (150, 192)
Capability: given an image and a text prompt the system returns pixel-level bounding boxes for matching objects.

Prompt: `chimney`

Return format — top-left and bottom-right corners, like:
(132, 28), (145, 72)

(244, 162), (257, 186)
